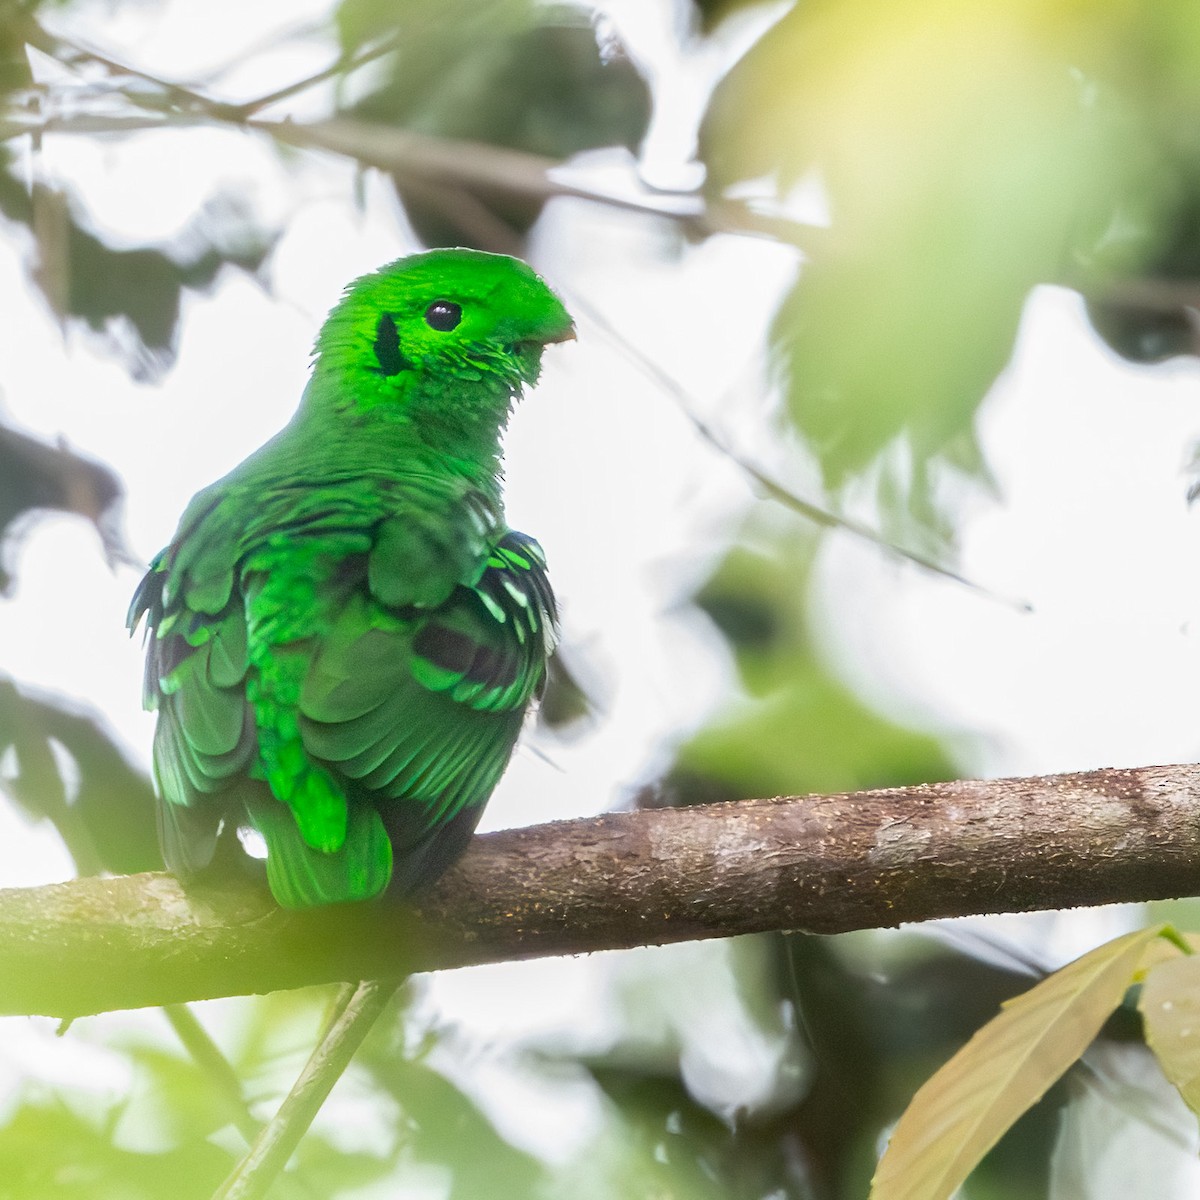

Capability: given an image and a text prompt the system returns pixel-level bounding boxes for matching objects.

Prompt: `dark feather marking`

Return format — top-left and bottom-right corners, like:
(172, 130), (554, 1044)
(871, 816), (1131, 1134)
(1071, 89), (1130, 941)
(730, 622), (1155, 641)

(468, 642), (504, 685)
(383, 801), (482, 896)
(372, 313), (411, 376)
(413, 623), (477, 673)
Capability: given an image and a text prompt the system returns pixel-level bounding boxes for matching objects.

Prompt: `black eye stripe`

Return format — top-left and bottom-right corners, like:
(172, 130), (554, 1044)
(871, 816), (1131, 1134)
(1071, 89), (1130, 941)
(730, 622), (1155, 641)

(373, 313), (409, 376)
(425, 300), (462, 331)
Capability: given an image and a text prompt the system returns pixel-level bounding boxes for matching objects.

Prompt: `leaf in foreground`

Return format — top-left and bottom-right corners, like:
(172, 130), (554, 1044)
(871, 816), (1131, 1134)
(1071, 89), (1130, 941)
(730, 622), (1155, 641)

(870, 924), (1172, 1200)
(1140, 952), (1200, 1119)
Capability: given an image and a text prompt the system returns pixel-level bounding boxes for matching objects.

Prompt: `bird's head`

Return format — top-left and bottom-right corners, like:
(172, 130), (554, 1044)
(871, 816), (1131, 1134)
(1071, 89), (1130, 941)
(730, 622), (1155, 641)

(311, 248), (575, 421)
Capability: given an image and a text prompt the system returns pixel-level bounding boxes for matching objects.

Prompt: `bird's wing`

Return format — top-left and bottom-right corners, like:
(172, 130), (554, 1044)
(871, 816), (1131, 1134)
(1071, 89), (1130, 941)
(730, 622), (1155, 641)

(284, 529), (557, 899)
(127, 544), (255, 874)
(124, 476), (379, 876)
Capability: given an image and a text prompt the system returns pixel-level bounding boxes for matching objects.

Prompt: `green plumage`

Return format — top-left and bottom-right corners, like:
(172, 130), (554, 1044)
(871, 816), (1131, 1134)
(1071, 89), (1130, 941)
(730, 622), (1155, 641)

(129, 249), (573, 908)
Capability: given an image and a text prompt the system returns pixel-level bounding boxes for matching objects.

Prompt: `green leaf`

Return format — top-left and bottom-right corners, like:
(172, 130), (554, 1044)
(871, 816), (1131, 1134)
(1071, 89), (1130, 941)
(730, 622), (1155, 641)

(870, 924), (1172, 1200)
(1140, 953), (1200, 1119)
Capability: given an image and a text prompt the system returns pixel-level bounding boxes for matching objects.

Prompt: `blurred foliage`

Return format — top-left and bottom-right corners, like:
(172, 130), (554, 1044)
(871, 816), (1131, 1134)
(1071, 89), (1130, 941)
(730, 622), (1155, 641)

(584, 1065), (809, 1200)
(360, 1033), (547, 1199)
(344, 0), (650, 251)
(0, 168), (274, 380)
(0, 1096), (233, 1200)
(0, 3), (33, 95)
(774, 935), (1063, 1199)
(0, 418), (125, 593)
(688, 0), (764, 36)
(538, 645), (595, 731)
(0, 990), (404, 1199)
(701, 0), (1200, 506)
(663, 521), (955, 803)
(0, 675), (160, 874)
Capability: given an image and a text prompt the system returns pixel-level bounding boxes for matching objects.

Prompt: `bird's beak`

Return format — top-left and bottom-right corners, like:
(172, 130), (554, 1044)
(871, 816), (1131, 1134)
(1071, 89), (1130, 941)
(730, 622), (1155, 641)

(543, 325), (577, 345)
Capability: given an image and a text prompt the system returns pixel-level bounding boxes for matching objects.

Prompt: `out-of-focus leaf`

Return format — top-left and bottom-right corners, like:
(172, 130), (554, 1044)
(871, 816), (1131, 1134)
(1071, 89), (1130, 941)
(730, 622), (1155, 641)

(538, 644), (597, 732)
(346, 2), (646, 154)
(120, 1045), (249, 1146)
(0, 675), (160, 874)
(0, 1), (34, 95)
(700, 1), (1191, 499)
(1086, 295), (1200, 364)
(341, 0), (651, 250)
(1140, 953), (1200, 1119)
(0, 419), (128, 593)
(360, 1048), (547, 1200)
(580, 1061), (809, 1200)
(870, 924), (1172, 1200)
(0, 1094), (231, 1200)
(0, 1055), (389, 1199)
(688, 0), (766, 35)
(666, 526), (954, 802)
(1074, 10), (1200, 362)
(0, 167), (275, 379)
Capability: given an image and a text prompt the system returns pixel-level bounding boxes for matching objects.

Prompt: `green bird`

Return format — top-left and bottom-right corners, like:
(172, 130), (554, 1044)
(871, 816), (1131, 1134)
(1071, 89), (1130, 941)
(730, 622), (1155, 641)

(129, 248), (573, 909)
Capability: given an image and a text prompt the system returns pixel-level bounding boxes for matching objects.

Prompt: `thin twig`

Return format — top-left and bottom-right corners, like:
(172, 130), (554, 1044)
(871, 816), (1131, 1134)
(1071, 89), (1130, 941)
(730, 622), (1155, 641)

(162, 1003), (260, 1144)
(24, 24), (243, 120)
(571, 294), (1033, 612)
(0, 112), (208, 139)
(256, 116), (708, 221)
(33, 10), (397, 121)
(211, 980), (396, 1200)
(235, 31), (405, 117)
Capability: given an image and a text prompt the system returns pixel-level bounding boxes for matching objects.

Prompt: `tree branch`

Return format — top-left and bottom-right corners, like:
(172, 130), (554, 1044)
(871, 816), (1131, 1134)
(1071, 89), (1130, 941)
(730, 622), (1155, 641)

(3, 762), (1199, 1019)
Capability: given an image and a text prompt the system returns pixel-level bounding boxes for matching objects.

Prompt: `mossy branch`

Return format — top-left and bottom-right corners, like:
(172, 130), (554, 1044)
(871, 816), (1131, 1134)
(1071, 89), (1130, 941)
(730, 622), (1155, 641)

(4, 762), (1199, 1019)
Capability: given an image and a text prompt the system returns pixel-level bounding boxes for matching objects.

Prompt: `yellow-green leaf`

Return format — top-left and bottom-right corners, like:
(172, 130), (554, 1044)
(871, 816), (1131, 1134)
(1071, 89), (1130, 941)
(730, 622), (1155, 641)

(1141, 954), (1200, 1118)
(870, 924), (1171, 1200)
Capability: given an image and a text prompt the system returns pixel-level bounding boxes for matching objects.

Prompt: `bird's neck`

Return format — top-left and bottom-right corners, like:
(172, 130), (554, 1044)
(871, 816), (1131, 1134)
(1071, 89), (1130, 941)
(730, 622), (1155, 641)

(292, 370), (513, 497)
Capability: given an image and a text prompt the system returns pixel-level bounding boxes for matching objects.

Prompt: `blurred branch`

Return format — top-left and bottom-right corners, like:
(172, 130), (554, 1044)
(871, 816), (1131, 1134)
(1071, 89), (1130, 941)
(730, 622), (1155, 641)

(212, 981), (395, 1200)
(21, 22), (247, 121)
(257, 116), (820, 244)
(162, 1004), (260, 1144)
(0, 113), (206, 138)
(3, 762), (1200, 1019)
(257, 116), (708, 222)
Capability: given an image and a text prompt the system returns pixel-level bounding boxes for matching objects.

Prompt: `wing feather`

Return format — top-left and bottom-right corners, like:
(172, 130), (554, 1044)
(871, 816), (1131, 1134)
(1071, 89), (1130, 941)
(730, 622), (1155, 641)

(296, 529), (556, 885)
(130, 547), (255, 874)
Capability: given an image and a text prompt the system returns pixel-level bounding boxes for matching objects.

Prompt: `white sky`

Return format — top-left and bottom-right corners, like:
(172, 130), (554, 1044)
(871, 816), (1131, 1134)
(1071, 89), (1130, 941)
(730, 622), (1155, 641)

(4, 0), (1200, 1191)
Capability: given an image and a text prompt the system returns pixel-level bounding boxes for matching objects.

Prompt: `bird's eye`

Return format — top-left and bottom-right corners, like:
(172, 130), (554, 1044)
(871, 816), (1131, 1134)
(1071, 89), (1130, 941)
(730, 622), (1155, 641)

(425, 301), (462, 332)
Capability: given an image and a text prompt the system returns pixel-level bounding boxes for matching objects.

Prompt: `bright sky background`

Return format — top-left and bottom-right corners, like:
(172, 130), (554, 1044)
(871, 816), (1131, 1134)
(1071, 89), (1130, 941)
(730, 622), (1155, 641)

(4, 0), (1200, 1192)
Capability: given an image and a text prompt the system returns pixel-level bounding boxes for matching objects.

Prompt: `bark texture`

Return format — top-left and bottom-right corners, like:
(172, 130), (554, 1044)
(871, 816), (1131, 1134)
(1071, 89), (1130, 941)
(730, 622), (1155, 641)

(4, 762), (1199, 1018)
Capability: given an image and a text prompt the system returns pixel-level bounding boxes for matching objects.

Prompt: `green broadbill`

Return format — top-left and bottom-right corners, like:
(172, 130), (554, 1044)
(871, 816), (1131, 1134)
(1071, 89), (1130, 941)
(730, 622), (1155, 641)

(129, 248), (573, 909)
